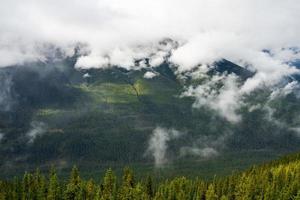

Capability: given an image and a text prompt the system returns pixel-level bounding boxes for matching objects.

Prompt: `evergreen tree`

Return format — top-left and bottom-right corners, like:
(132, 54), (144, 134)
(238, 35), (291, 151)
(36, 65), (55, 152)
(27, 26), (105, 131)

(118, 167), (135, 200)
(220, 195), (229, 200)
(47, 168), (60, 200)
(145, 175), (153, 198)
(22, 172), (34, 200)
(206, 184), (218, 200)
(2, 152), (300, 200)
(102, 168), (116, 200)
(34, 169), (47, 200)
(64, 166), (82, 200)
(86, 179), (96, 200)
(293, 190), (300, 200)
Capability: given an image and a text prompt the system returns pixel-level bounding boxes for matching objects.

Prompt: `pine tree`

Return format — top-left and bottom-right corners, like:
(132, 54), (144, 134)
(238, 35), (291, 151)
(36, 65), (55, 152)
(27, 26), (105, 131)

(145, 175), (153, 198)
(22, 172), (34, 200)
(47, 168), (60, 200)
(122, 167), (134, 188)
(118, 167), (135, 200)
(12, 177), (22, 200)
(293, 190), (300, 200)
(132, 183), (148, 200)
(86, 179), (96, 200)
(64, 166), (82, 200)
(102, 168), (116, 200)
(206, 184), (218, 200)
(2, 152), (300, 200)
(34, 169), (47, 200)
(220, 195), (229, 200)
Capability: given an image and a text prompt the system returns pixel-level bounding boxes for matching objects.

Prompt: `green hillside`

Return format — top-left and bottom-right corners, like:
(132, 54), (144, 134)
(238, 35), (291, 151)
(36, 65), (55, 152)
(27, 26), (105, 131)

(1, 58), (300, 179)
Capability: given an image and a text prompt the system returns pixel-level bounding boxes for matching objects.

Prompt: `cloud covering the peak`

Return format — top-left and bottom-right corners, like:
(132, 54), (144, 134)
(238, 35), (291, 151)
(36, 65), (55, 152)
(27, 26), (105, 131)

(1, 0), (300, 122)
(0, 0), (300, 70)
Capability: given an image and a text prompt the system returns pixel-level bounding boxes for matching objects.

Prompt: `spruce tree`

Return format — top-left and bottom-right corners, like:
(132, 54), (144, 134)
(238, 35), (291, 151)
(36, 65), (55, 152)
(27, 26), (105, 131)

(64, 166), (82, 200)
(206, 184), (218, 200)
(47, 168), (60, 200)
(102, 168), (116, 200)
(145, 175), (153, 198)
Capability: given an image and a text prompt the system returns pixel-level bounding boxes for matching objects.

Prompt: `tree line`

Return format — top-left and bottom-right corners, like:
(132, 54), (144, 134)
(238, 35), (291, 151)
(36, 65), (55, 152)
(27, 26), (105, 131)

(1, 153), (300, 200)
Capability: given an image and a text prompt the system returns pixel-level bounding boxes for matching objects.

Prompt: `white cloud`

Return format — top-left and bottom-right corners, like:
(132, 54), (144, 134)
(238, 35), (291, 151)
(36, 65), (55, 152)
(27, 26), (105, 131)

(0, 0), (299, 71)
(145, 126), (184, 167)
(182, 74), (242, 122)
(26, 121), (47, 144)
(1, 0), (300, 121)
(144, 71), (157, 79)
(270, 81), (300, 100)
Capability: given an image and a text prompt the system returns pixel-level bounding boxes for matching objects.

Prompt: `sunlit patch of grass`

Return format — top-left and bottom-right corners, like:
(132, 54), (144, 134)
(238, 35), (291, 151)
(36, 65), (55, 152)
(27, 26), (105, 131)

(76, 81), (150, 104)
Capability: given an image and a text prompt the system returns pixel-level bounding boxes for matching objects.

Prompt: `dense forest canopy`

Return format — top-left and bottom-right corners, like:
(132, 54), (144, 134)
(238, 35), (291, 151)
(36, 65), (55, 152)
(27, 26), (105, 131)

(1, 152), (300, 200)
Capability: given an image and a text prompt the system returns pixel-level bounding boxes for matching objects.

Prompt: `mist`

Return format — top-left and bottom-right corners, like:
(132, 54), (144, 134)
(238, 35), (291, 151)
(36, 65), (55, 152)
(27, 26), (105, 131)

(145, 127), (184, 167)
(26, 121), (47, 144)
(180, 132), (231, 158)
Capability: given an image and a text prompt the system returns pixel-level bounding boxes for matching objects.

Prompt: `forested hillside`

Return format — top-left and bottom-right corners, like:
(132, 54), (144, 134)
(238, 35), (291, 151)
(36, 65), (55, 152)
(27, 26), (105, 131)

(1, 56), (300, 178)
(1, 152), (300, 199)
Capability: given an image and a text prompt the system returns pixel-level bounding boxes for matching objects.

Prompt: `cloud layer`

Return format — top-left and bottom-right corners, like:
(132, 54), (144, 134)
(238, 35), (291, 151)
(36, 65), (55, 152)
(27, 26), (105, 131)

(1, 0), (300, 122)
(1, 0), (300, 69)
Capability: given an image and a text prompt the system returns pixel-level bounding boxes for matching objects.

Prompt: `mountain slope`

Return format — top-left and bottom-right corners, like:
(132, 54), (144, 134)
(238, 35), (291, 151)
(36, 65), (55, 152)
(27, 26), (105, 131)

(0, 57), (300, 178)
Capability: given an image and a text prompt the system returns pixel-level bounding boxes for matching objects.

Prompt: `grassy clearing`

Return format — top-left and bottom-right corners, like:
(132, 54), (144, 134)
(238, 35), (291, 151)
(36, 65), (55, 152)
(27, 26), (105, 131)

(76, 82), (150, 104)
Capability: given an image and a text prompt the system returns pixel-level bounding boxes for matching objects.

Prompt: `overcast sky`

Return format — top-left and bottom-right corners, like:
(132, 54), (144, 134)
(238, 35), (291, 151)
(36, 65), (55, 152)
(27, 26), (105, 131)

(0, 0), (299, 69)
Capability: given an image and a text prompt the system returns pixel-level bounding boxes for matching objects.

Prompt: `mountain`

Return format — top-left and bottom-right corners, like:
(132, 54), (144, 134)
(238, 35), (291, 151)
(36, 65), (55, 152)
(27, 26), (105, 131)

(0, 56), (300, 178)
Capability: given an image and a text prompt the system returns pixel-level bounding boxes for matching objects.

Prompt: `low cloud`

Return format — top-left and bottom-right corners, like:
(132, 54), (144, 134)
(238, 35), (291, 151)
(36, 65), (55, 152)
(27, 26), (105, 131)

(270, 81), (300, 100)
(143, 71), (158, 79)
(180, 147), (218, 158)
(180, 133), (230, 158)
(182, 74), (242, 123)
(145, 126), (184, 167)
(254, 82), (300, 137)
(146, 126), (231, 166)
(26, 121), (47, 144)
